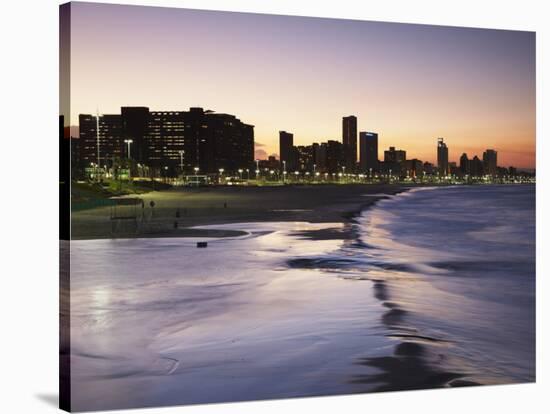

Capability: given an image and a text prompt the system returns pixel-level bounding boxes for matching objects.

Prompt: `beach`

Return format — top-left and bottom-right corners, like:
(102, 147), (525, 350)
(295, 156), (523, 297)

(71, 184), (408, 240)
(66, 184), (535, 411)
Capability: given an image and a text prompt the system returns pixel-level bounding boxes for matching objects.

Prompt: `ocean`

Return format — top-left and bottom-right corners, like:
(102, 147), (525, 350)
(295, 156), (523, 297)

(68, 184), (535, 411)
(338, 184), (535, 387)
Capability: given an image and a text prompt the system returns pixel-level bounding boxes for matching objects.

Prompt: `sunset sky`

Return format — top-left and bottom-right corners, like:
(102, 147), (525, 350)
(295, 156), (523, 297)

(66, 2), (536, 168)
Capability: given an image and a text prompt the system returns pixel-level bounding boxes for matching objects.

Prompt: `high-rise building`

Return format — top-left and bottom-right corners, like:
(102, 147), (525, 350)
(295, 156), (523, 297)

(470, 155), (484, 177)
(384, 146), (406, 163)
(326, 140), (344, 173)
(483, 149), (498, 176)
(79, 107), (254, 176)
(78, 114), (97, 167)
(459, 153), (470, 175)
(437, 138), (449, 176)
(342, 116), (357, 170)
(449, 162), (460, 176)
(314, 142), (327, 172)
(184, 107), (210, 172)
(381, 146), (406, 177)
(205, 112), (254, 173)
(423, 162), (436, 175)
(359, 132), (379, 172)
(279, 131), (294, 171)
(79, 114), (124, 169)
(147, 110), (188, 174)
(295, 145), (315, 172)
(403, 159), (424, 178)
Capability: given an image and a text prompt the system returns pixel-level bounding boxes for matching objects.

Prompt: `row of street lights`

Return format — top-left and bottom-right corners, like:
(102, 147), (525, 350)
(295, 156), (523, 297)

(97, 146), (531, 185)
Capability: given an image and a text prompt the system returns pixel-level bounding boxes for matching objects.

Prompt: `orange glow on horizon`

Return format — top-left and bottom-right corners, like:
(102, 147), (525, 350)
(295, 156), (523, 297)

(67, 3), (536, 169)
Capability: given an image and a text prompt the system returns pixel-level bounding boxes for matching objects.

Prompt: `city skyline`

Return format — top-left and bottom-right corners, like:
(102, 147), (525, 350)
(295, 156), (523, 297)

(65, 2), (535, 168)
(73, 107), (522, 173)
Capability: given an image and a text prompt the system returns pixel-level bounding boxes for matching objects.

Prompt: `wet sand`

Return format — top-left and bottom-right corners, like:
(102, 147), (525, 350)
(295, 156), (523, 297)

(68, 222), (393, 411)
(71, 184), (409, 240)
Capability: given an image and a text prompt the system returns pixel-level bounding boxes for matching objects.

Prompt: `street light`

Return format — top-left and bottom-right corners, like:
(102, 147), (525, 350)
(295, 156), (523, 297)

(282, 160), (287, 183)
(238, 169), (243, 180)
(124, 139), (133, 159)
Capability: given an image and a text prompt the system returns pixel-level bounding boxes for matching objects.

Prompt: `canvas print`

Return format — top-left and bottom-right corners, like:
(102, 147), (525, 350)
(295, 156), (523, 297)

(59, 2), (536, 412)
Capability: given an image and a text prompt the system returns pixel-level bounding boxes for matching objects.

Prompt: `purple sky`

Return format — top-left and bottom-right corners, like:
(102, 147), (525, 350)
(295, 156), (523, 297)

(66, 2), (535, 167)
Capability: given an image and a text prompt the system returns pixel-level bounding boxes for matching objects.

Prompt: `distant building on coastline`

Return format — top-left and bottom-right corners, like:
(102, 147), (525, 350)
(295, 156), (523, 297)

(437, 138), (449, 176)
(404, 158), (424, 178)
(359, 131), (378, 172)
(459, 153), (470, 175)
(295, 145), (315, 172)
(379, 146), (406, 177)
(279, 131), (295, 171)
(79, 113), (124, 168)
(326, 140), (345, 173)
(384, 146), (406, 164)
(342, 116), (357, 170)
(483, 149), (498, 176)
(470, 155), (484, 177)
(314, 143), (327, 172)
(78, 107), (254, 176)
(258, 155), (280, 171)
(423, 161), (436, 175)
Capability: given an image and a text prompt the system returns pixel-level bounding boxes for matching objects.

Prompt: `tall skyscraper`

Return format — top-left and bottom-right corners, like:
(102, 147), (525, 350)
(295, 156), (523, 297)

(437, 138), (449, 176)
(342, 116), (357, 170)
(459, 153), (470, 175)
(359, 131), (378, 172)
(279, 131), (294, 171)
(483, 149), (498, 176)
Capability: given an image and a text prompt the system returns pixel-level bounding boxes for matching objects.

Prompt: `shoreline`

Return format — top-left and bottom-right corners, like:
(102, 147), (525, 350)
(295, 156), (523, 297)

(70, 184), (412, 240)
(67, 184), (534, 408)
